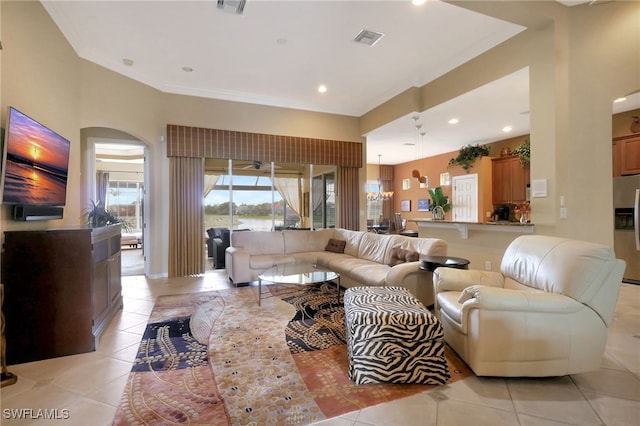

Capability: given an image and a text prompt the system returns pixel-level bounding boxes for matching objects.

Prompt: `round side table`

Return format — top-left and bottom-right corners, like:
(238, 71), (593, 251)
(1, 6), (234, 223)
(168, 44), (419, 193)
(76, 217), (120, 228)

(420, 255), (470, 272)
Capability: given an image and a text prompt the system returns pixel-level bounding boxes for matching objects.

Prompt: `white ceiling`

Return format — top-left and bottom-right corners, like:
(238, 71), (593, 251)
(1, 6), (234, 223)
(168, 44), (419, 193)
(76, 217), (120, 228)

(42, 0), (638, 165)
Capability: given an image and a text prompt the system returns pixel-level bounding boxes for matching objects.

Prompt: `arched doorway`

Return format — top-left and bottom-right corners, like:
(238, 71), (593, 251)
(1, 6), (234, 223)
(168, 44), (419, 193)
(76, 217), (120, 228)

(82, 128), (148, 276)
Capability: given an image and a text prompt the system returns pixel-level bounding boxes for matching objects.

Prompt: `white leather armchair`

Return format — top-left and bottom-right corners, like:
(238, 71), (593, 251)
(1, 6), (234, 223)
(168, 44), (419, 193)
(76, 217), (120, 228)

(433, 235), (626, 377)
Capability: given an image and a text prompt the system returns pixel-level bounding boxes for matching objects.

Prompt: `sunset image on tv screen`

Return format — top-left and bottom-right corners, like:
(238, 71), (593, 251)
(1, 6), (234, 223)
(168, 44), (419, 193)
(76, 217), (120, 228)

(2, 107), (70, 206)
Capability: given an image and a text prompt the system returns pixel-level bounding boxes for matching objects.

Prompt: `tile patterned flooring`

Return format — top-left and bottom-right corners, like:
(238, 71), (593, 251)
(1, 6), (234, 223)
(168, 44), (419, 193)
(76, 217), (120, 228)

(1, 271), (639, 426)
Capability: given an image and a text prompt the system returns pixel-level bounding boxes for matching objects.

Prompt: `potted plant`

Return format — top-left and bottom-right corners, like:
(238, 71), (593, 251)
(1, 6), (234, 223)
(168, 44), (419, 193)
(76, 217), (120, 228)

(512, 139), (530, 165)
(86, 200), (130, 230)
(448, 144), (490, 172)
(428, 187), (451, 220)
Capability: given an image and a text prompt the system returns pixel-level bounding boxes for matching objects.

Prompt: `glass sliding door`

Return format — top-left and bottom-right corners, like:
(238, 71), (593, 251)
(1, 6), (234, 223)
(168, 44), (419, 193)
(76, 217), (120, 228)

(312, 169), (336, 229)
(204, 159), (309, 232)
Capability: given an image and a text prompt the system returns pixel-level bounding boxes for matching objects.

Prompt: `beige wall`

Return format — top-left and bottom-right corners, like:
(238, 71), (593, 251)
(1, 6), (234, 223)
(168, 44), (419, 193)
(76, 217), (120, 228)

(2, 1), (639, 276)
(365, 1), (639, 270)
(0, 1), (364, 277)
(1, 1), (81, 227)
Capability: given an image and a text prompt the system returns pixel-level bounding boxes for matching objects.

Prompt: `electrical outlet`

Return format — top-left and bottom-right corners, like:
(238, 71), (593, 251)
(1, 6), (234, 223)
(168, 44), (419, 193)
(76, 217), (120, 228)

(560, 207), (568, 219)
(485, 261), (492, 271)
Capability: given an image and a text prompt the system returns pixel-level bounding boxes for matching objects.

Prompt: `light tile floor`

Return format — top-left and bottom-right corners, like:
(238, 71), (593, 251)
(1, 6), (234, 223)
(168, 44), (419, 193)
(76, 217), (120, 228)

(1, 271), (639, 426)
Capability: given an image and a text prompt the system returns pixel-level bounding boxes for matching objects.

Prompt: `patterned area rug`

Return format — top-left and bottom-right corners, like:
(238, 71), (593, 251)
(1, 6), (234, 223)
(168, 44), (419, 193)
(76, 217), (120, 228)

(112, 283), (472, 425)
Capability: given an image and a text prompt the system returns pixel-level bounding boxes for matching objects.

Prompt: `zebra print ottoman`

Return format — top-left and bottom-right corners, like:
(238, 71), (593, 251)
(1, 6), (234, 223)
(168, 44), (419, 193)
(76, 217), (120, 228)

(344, 286), (450, 385)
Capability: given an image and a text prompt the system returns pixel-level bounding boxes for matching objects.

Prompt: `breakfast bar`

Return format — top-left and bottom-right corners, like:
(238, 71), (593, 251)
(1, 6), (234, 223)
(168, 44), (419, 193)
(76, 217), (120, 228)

(410, 219), (535, 240)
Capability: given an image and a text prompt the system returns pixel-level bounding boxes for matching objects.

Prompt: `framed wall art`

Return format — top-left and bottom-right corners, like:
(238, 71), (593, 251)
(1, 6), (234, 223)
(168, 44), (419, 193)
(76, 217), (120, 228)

(417, 198), (430, 212)
(400, 199), (411, 212)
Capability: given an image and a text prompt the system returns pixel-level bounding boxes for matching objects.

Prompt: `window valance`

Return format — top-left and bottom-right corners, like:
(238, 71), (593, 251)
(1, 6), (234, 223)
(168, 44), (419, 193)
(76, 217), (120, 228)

(167, 124), (363, 168)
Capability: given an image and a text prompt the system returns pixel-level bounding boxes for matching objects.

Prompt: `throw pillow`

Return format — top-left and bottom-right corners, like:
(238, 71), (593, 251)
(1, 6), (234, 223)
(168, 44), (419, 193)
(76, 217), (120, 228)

(388, 246), (420, 267)
(325, 238), (346, 253)
(457, 285), (482, 304)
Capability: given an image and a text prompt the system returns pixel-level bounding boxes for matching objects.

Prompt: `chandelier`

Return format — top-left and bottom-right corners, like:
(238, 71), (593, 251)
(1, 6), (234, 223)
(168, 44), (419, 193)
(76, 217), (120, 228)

(367, 155), (394, 201)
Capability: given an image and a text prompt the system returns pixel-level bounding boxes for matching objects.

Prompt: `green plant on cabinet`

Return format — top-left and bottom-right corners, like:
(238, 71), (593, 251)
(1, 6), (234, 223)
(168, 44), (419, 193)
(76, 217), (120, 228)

(448, 144), (490, 172)
(86, 200), (131, 230)
(512, 139), (530, 165)
(428, 187), (451, 220)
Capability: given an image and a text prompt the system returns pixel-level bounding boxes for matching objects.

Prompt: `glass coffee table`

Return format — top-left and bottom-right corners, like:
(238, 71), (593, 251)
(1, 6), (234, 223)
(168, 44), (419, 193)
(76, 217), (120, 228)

(257, 263), (340, 306)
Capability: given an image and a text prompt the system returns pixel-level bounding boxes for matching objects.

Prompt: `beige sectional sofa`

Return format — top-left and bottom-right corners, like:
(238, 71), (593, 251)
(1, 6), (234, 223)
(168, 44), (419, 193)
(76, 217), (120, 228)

(225, 228), (447, 306)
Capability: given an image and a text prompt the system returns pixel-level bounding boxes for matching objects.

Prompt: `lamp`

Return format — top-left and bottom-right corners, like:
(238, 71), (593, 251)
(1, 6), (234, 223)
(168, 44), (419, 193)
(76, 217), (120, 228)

(367, 155), (394, 201)
(411, 117), (428, 184)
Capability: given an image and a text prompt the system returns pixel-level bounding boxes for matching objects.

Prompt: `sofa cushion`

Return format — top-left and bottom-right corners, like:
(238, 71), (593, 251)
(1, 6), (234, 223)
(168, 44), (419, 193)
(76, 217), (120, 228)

(388, 246), (420, 267)
(314, 251), (352, 268)
(326, 256), (378, 275)
(357, 232), (394, 264)
(348, 264), (389, 286)
(332, 229), (364, 258)
(232, 231), (284, 255)
(386, 235), (448, 262)
(325, 238), (347, 253)
(283, 229), (333, 254)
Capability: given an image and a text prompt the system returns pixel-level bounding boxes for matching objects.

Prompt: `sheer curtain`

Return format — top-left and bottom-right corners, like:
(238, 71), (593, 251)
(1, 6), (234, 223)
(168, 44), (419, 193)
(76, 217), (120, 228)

(204, 174), (220, 199)
(169, 157), (205, 277)
(96, 171), (109, 207)
(273, 176), (302, 217)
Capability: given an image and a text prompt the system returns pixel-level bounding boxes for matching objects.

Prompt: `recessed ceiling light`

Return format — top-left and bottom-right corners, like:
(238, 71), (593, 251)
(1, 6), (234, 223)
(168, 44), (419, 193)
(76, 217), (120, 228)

(122, 58), (134, 66)
(614, 97), (627, 103)
(182, 67), (193, 72)
(448, 118), (459, 125)
(502, 126), (513, 133)
(412, 0), (427, 5)
(318, 85), (327, 93)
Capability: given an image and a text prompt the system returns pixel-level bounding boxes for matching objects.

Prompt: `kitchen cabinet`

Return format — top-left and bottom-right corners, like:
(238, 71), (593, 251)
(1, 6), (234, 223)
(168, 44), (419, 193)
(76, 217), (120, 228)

(492, 155), (530, 204)
(2, 225), (122, 364)
(613, 135), (640, 176)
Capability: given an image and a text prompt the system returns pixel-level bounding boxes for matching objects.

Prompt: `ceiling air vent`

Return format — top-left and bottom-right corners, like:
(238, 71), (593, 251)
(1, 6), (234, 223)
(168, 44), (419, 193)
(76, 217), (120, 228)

(353, 29), (384, 46)
(217, 0), (247, 15)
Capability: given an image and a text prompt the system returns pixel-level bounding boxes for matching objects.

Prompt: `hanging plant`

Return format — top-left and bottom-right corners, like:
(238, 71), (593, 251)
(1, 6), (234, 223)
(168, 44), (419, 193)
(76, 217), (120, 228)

(513, 139), (530, 165)
(448, 144), (490, 172)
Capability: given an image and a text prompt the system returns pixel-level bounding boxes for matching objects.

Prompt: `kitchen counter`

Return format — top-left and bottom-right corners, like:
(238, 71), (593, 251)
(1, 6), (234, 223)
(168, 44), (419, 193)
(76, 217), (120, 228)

(410, 218), (535, 239)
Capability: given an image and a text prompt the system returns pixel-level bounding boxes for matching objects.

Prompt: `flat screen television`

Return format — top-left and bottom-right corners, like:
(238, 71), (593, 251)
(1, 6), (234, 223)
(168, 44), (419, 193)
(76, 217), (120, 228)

(1, 107), (70, 219)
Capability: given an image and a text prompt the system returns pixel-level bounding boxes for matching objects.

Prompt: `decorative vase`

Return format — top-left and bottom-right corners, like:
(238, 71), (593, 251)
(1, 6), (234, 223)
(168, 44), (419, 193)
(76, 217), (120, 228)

(432, 205), (446, 221)
(520, 212), (528, 223)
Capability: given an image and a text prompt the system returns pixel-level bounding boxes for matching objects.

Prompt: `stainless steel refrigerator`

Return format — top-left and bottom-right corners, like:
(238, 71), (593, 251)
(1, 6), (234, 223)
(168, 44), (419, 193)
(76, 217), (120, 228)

(613, 175), (640, 284)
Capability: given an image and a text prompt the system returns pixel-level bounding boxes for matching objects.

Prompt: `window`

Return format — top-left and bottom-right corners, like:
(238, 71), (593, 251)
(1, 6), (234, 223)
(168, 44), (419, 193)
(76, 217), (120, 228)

(365, 181), (383, 224)
(107, 181), (143, 230)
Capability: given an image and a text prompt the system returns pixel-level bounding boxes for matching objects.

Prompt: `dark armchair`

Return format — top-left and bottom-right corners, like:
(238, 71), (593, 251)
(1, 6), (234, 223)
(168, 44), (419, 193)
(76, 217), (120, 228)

(206, 228), (229, 269)
(206, 228), (249, 269)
